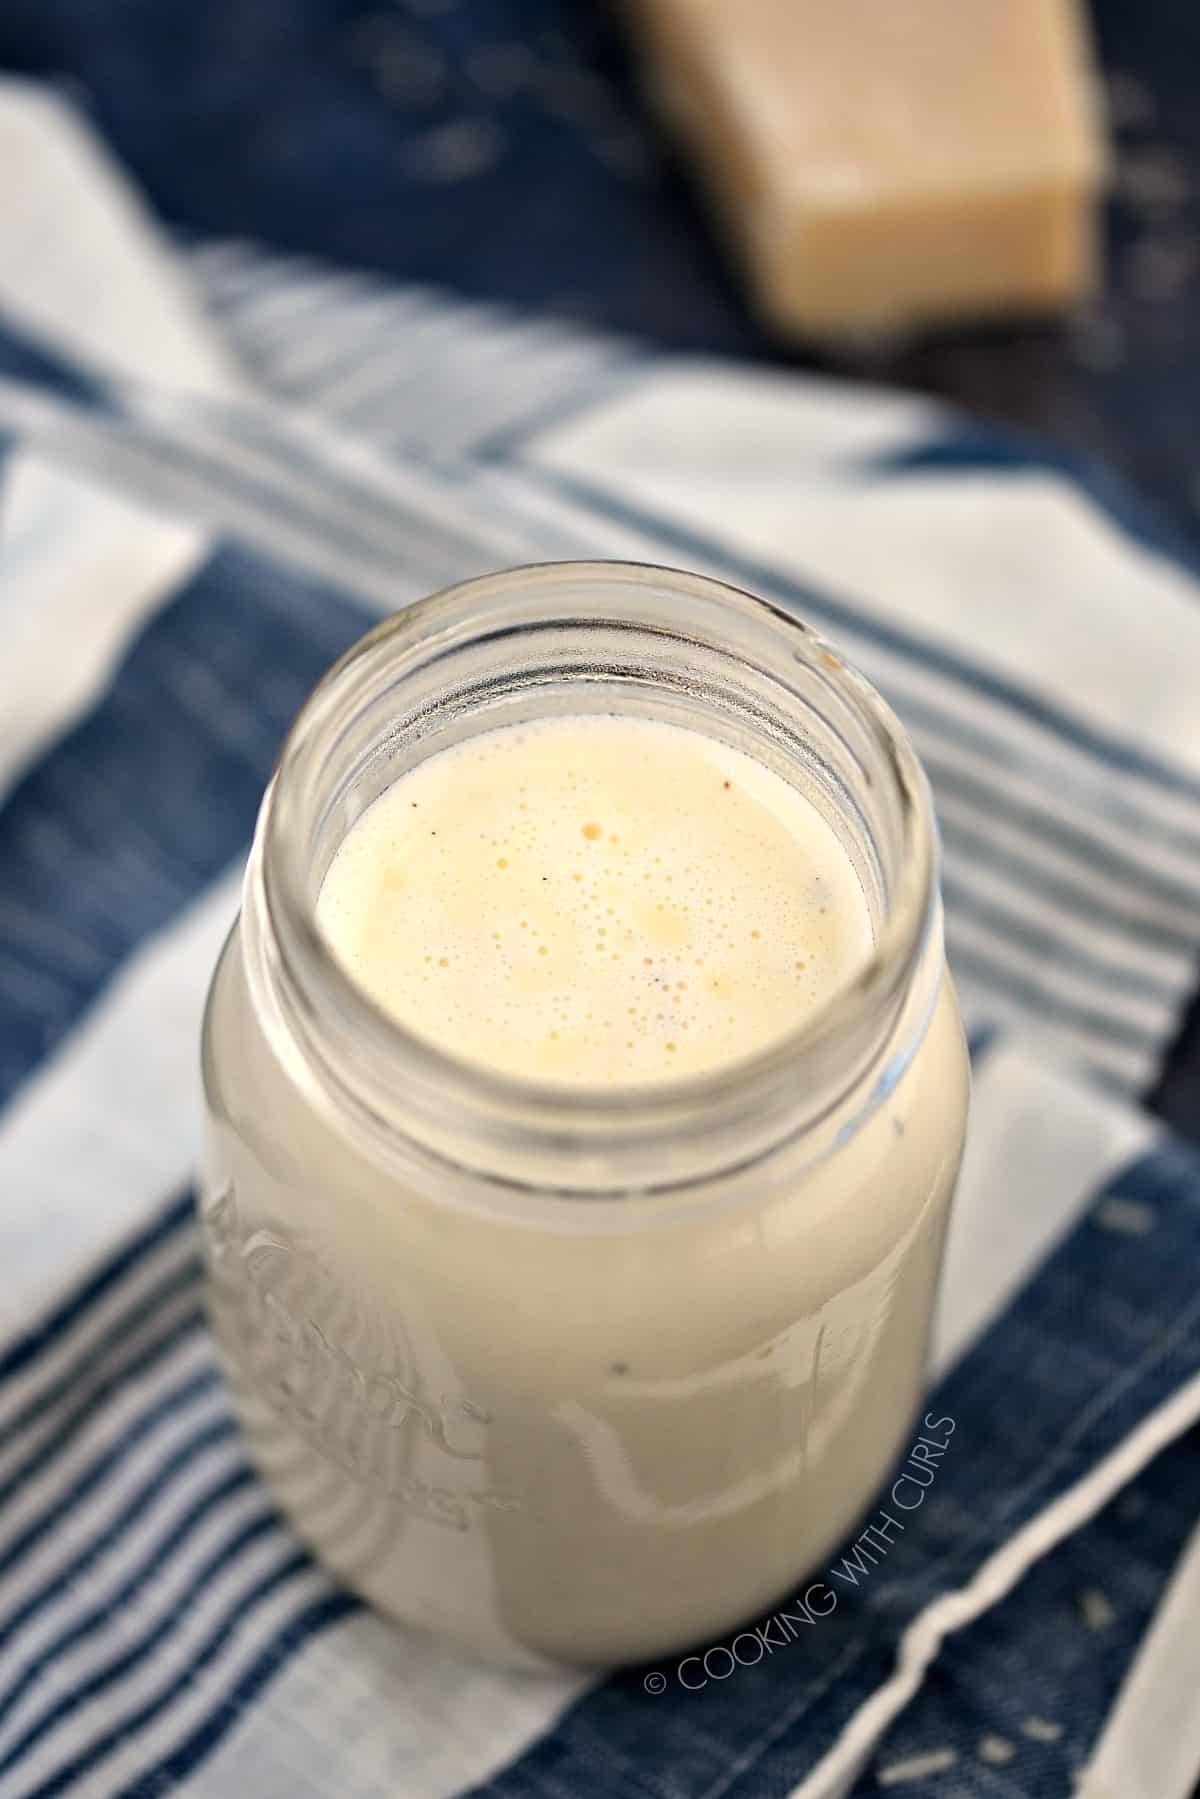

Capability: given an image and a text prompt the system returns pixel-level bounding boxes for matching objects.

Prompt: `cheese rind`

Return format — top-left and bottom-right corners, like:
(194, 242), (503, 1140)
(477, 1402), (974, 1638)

(633, 0), (1110, 342)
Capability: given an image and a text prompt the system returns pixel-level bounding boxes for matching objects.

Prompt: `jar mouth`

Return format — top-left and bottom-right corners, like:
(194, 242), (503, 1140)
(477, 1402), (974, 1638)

(257, 561), (936, 1191)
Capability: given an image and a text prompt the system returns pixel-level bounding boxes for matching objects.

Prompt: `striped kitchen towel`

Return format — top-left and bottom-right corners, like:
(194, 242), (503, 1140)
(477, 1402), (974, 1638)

(2, 77), (1200, 1799)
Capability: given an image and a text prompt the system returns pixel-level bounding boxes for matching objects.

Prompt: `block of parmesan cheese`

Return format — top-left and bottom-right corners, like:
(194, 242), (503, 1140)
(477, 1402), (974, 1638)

(630, 0), (1110, 343)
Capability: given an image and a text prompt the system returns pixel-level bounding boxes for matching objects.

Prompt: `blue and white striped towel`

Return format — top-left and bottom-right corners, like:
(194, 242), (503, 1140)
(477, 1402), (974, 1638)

(2, 78), (1200, 1799)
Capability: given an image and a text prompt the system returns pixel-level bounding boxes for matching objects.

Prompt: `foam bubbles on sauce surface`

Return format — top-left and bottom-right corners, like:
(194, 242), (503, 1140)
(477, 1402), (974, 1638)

(316, 716), (874, 1086)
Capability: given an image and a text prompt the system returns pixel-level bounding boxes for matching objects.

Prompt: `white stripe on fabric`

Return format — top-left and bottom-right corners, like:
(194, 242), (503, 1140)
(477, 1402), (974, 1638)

(948, 967), (1146, 1096)
(927, 774), (1200, 938)
(0, 1347), (225, 1633)
(0, 461), (204, 803)
(0, 84), (239, 803)
(941, 871), (1181, 1007)
(285, 295), (470, 417)
(192, 243), (933, 472)
(185, 239), (635, 464)
(0, 1478), (268, 1759)
(0, 1223), (199, 1446)
(212, 271), (381, 371)
(253, 286), (456, 393)
(0, 82), (238, 396)
(329, 323), (629, 463)
(0, 1414), (243, 1720)
(184, 1613), (589, 1799)
(933, 1042), (1159, 1374)
(181, 239), (267, 302)
(944, 909), (1161, 1047)
(943, 878), (1178, 1020)
(126, 384), (538, 575)
(21, 1564), (335, 1798)
(521, 375), (1200, 781)
(951, 996), (1138, 1098)
(0, 379), (545, 629)
(0, 1263), (202, 1492)
(509, 358), (942, 484)
(0, 868), (238, 1337)
(1077, 1517), (1200, 1799)
(793, 1369), (1200, 1799)
(190, 250), (381, 354)
(9, 1527), (319, 1796)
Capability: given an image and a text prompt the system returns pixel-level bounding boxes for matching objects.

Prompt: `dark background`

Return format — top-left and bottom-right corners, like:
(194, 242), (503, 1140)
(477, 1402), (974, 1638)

(1, 0), (1197, 1137)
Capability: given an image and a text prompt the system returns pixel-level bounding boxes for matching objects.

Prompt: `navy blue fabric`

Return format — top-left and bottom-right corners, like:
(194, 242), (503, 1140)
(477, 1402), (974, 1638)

(0, 1417), (241, 1658)
(0, 1186), (361, 1797)
(465, 1142), (1200, 1797)
(114, 1591), (361, 1799)
(860, 422), (1200, 590)
(857, 1432), (1198, 1798)
(0, 1513), (282, 1778)
(0, 540), (372, 1107)
(0, 248), (384, 1117)
(21, 1553), (318, 1799)
(0, 310), (102, 408)
(0, 1192), (192, 1386)
(0, 1467), (258, 1743)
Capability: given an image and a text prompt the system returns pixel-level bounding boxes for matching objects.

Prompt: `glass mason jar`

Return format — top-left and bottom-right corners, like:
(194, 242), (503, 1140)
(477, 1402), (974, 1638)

(200, 561), (969, 1670)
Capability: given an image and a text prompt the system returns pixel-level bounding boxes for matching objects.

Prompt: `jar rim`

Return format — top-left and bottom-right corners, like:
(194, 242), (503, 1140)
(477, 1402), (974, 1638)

(257, 561), (937, 1188)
